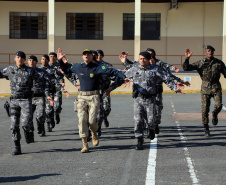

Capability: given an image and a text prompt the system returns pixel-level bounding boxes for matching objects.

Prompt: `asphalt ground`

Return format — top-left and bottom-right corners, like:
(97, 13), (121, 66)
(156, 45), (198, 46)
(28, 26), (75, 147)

(1, 93), (226, 185)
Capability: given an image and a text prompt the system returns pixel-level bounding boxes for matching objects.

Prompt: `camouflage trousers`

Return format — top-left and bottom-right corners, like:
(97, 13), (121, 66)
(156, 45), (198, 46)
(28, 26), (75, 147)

(134, 97), (156, 138)
(77, 94), (100, 138)
(155, 93), (163, 124)
(98, 93), (111, 126)
(201, 91), (222, 125)
(45, 91), (62, 126)
(31, 96), (46, 130)
(10, 98), (33, 141)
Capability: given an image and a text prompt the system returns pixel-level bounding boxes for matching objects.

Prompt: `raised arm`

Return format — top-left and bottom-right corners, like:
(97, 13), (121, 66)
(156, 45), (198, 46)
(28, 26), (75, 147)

(183, 48), (199, 71)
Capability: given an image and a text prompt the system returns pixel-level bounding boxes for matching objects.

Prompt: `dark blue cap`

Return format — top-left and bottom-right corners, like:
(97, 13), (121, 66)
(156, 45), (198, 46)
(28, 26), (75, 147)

(139, 51), (151, 60)
(42, 54), (49, 61)
(28, 55), (38, 62)
(49, 52), (57, 57)
(82, 49), (92, 55)
(150, 53), (156, 60)
(16, 51), (26, 59)
(205, 45), (215, 51)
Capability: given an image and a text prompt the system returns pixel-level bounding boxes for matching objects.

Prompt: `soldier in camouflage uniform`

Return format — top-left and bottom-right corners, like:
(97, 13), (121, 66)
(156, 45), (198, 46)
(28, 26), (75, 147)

(125, 51), (183, 150)
(39, 54), (65, 132)
(183, 45), (226, 137)
(27, 55), (55, 137)
(0, 51), (43, 155)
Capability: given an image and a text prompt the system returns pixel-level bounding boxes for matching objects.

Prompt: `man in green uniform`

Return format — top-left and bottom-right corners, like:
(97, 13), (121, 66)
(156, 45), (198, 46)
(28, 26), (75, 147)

(183, 45), (226, 137)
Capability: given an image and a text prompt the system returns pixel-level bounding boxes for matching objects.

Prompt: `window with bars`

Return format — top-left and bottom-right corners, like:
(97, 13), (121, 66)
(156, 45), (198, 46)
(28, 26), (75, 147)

(10, 12), (47, 39)
(123, 13), (161, 40)
(66, 13), (103, 40)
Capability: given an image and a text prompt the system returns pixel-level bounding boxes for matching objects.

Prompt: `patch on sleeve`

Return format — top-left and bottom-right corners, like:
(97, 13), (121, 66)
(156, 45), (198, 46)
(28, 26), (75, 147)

(102, 66), (106, 70)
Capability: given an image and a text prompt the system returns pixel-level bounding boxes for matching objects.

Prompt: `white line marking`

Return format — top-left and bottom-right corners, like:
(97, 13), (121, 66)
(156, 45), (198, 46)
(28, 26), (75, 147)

(145, 135), (158, 185)
(170, 99), (199, 184)
(222, 106), (226, 110)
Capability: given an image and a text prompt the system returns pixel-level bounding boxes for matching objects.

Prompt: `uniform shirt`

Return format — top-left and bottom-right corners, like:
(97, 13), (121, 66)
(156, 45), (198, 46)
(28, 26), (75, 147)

(125, 64), (177, 95)
(60, 61), (125, 92)
(49, 62), (65, 83)
(32, 67), (56, 97)
(96, 60), (113, 93)
(39, 65), (64, 93)
(0, 64), (41, 98)
(123, 59), (183, 93)
(183, 57), (226, 94)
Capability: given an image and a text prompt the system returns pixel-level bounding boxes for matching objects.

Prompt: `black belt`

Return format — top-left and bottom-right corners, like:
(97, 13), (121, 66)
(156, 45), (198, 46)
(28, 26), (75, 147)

(137, 93), (156, 99)
(33, 94), (45, 97)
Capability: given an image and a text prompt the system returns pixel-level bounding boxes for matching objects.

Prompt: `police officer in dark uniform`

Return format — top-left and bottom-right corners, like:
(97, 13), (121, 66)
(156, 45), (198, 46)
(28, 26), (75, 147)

(57, 48), (127, 153)
(124, 51), (183, 150)
(119, 49), (188, 135)
(27, 55), (55, 137)
(96, 50), (113, 129)
(0, 51), (43, 155)
(49, 52), (65, 126)
(183, 45), (226, 136)
(39, 54), (65, 132)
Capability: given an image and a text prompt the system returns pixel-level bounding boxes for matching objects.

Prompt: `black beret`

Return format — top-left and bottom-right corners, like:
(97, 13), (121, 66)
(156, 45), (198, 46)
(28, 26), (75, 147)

(91, 50), (98, 56)
(205, 45), (215, 51)
(82, 49), (92, 55)
(146, 48), (156, 56)
(139, 51), (151, 60)
(28, 55), (38, 62)
(49, 52), (57, 57)
(16, 51), (26, 59)
(96, 49), (104, 57)
(42, 54), (49, 61)
(150, 53), (156, 60)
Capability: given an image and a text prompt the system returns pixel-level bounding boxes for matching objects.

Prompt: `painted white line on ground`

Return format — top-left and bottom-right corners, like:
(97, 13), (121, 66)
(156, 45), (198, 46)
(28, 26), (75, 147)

(222, 106), (226, 110)
(170, 99), (199, 184)
(145, 135), (158, 185)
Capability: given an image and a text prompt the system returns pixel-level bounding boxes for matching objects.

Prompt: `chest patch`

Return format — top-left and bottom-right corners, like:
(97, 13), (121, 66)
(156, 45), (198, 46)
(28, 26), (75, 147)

(90, 73), (94, 78)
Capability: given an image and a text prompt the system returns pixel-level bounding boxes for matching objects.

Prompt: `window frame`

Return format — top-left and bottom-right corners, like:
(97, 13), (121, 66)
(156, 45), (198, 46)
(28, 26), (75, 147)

(123, 13), (161, 40)
(66, 13), (103, 40)
(9, 12), (47, 39)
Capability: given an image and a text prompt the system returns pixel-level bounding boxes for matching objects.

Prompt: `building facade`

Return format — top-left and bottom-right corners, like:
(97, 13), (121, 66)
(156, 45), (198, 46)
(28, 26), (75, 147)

(0, 0), (224, 69)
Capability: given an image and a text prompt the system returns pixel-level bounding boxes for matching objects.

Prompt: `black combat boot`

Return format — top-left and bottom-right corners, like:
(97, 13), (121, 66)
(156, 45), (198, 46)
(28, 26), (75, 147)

(149, 129), (155, 140)
(51, 117), (55, 129)
(37, 124), (42, 134)
(12, 140), (21, 155)
(87, 129), (91, 142)
(47, 122), (52, 132)
(135, 137), (144, 150)
(104, 118), (109, 128)
(39, 124), (45, 137)
(24, 130), (34, 144)
(204, 124), (210, 137)
(155, 124), (160, 134)
(145, 128), (149, 138)
(147, 129), (155, 140)
(55, 114), (60, 125)
(212, 112), (218, 126)
(97, 125), (101, 137)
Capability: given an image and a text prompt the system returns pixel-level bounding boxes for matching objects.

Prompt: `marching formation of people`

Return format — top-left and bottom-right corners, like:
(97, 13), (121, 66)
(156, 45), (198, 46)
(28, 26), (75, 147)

(1, 44), (225, 155)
